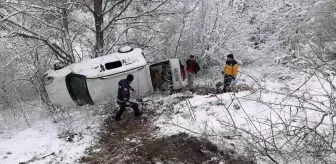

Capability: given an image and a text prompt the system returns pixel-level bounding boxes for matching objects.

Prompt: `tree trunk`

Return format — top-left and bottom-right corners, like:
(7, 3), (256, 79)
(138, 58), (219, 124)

(94, 0), (104, 57)
(62, 8), (75, 63)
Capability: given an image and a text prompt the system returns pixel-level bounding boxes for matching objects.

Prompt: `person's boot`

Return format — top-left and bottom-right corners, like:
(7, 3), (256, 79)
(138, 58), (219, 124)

(115, 117), (121, 121)
(134, 110), (143, 121)
(135, 110), (143, 117)
(115, 107), (125, 121)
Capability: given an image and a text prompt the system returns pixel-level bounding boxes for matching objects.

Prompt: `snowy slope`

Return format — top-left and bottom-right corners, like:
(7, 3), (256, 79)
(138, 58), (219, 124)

(0, 104), (104, 164)
(1, 64), (334, 164)
(154, 65), (336, 163)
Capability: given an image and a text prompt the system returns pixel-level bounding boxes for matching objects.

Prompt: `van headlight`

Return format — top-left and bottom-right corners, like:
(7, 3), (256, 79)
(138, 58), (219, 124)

(44, 76), (54, 86)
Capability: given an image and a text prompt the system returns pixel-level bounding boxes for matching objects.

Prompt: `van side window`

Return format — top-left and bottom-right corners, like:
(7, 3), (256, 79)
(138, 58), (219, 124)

(105, 61), (122, 70)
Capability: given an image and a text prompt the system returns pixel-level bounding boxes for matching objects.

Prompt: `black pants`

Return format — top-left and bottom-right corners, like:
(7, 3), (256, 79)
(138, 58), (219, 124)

(115, 101), (141, 120)
(222, 75), (233, 93)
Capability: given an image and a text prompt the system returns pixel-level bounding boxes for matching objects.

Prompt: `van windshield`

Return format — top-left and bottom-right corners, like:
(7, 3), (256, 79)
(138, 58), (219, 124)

(149, 61), (173, 92)
(66, 74), (94, 106)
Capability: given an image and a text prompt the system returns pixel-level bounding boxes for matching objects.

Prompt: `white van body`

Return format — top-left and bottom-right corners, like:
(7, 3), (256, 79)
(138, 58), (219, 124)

(44, 48), (183, 107)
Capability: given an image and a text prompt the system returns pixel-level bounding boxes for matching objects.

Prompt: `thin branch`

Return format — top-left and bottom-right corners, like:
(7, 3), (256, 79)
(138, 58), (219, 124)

(102, 0), (127, 16)
(0, 8), (30, 22)
(102, 0), (133, 32)
(114, 0), (167, 22)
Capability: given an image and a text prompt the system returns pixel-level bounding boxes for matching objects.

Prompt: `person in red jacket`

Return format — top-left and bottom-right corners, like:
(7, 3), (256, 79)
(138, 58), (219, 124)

(186, 55), (200, 89)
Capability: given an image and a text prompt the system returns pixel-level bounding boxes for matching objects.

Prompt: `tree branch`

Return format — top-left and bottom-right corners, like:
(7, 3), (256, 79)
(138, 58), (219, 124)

(102, 0), (133, 32)
(0, 8), (30, 22)
(7, 32), (71, 63)
(114, 0), (169, 22)
(102, 0), (127, 16)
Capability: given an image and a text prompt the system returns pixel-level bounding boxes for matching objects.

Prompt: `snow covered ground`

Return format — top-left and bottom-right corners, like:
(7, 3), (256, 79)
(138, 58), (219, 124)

(0, 63), (334, 164)
(0, 103), (105, 164)
(154, 64), (336, 163)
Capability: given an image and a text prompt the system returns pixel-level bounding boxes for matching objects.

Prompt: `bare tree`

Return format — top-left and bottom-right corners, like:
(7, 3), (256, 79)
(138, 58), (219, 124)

(78, 0), (169, 57)
(0, 0), (83, 64)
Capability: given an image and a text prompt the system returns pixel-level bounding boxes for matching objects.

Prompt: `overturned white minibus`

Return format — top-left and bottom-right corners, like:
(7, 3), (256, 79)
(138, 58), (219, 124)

(44, 47), (183, 107)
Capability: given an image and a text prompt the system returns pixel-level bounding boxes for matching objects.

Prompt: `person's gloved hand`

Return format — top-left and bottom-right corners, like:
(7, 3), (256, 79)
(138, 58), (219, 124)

(130, 87), (135, 92)
(126, 102), (131, 106)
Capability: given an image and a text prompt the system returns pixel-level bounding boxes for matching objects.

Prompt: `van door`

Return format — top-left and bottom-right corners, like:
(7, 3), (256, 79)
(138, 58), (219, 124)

(65, 73), (94, 106)
(168, 59), (183, 89)
(149, 60), (173, 92)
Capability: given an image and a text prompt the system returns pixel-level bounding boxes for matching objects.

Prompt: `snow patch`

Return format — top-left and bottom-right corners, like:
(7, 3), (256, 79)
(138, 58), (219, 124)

(0, 105), (103, 164)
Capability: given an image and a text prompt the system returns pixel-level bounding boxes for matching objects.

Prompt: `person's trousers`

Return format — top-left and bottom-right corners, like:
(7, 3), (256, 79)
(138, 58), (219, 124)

(186, 71), (195, 88)
(115, 101), (141, 120)
(222, 75), (233, 93)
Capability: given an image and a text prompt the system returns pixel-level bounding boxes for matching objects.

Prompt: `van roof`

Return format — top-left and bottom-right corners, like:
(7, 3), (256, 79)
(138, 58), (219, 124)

(47, 48), (147, 78)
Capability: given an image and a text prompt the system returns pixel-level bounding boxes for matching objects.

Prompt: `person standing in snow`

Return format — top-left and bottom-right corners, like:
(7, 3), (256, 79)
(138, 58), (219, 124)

(222, 54), (239, 93)
(115, 74), (142, 121)
(186, 55), (200, 89)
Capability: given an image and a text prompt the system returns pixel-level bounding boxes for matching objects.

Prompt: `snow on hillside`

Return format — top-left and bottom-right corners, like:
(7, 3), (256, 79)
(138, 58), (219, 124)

(1, 63), (335, 164)
(154, 65), (336, 163)
(0, 104), (105, 164)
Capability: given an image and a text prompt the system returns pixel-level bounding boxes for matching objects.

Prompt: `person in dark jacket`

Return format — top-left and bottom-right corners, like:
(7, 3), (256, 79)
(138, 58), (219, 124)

(115, 74), (142, 121)
(186, 55), (200, 88)
(222, 54), (239, 93)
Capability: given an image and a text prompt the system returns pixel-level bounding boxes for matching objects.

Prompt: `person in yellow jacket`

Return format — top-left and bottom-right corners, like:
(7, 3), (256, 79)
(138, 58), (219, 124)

(222, 54), (238, 93)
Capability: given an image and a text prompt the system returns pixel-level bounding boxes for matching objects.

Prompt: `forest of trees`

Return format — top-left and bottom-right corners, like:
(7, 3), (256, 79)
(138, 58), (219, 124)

(1, 0), (335, 101)
(1, 0), (336, 163)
